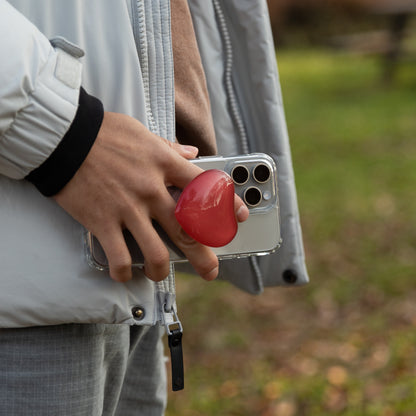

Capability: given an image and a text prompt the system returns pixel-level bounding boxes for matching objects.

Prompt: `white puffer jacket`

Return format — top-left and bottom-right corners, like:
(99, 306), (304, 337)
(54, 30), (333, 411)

(0, 0), (308, 328)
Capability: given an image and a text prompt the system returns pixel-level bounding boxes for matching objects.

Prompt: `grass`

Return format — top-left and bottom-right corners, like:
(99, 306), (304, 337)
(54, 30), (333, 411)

(166, 48), (416, 415)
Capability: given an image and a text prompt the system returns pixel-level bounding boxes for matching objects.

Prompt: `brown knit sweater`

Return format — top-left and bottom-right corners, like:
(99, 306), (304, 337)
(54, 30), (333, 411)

(171, 0), (217, 156)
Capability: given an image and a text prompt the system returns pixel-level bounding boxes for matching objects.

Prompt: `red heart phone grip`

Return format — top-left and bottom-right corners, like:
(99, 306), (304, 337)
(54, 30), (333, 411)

(174, 169), (237, 247)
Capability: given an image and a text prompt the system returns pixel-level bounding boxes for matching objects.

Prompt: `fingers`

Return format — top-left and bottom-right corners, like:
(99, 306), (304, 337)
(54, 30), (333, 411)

(124, 212), (171, 282)
(96, 227), (133, 283)
(97, 216), (171, 283)
(154, 192), (219, 281)
(97, 155), (247, 283)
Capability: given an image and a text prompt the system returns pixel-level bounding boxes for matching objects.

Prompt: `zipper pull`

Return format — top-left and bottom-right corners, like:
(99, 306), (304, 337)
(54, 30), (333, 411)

(165, 307), (184, 391)
(168, 327), (184, 391)
(157, 263), (184, 391)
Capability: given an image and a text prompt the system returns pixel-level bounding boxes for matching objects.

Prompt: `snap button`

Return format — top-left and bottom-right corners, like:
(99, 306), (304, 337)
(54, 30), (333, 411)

(132, 306), (145, 320)
(282, 269), (298, 284)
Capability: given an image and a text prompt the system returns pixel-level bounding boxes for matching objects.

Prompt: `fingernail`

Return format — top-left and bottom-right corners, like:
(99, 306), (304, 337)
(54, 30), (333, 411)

(204, 266), (218, 281)
(236, 204), (249, 222)
(182, 145), (199, 155)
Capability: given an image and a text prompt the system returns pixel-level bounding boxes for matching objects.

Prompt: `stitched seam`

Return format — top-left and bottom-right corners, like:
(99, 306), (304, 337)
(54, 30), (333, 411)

(159, 0), (167, 138)
(213, 0), (249, 154)
(136, 0), (157, 133)
(163, 0), (175, 141)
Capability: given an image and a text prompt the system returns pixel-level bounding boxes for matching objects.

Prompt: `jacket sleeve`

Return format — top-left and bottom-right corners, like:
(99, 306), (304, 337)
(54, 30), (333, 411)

(0, 1), (103, 196)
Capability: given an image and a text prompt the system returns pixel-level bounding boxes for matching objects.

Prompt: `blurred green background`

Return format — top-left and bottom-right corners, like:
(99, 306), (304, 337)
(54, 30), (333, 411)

(167, 1), (416, 415)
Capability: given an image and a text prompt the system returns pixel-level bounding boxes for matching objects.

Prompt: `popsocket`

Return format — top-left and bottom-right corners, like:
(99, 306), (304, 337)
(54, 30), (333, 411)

(175, 169), (237, 247)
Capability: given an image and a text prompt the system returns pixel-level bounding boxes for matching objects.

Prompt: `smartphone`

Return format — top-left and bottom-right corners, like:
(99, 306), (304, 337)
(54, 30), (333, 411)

(84, 153), (281, 270)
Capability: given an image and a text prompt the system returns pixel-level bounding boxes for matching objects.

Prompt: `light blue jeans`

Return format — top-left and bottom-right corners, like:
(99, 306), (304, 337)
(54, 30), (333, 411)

(0, 324), (166, 415)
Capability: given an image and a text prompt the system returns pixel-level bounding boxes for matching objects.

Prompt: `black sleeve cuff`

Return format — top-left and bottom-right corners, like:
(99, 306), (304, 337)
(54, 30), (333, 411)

(26, 87), (104, 197)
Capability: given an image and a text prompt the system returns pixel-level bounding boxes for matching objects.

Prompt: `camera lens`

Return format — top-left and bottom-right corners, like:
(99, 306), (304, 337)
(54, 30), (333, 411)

(244, 187), (262, 207)
(231, 165), (249, 185)
(253, 164), (271, 183)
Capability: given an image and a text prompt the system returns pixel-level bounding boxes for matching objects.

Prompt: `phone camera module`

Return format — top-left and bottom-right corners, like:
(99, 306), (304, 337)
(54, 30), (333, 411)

(231, 165), (249, 185)
(244, 186), (262, 207)
(253, 164), (271, 183)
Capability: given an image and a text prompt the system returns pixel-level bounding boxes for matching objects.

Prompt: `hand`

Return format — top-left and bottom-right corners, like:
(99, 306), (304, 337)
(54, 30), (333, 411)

(54, 112), (249, 282)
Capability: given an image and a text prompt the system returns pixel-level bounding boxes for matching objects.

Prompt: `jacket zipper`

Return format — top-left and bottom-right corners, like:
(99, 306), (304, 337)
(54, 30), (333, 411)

(131, 0), (157, 132)
(131, 2), (183, 390)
